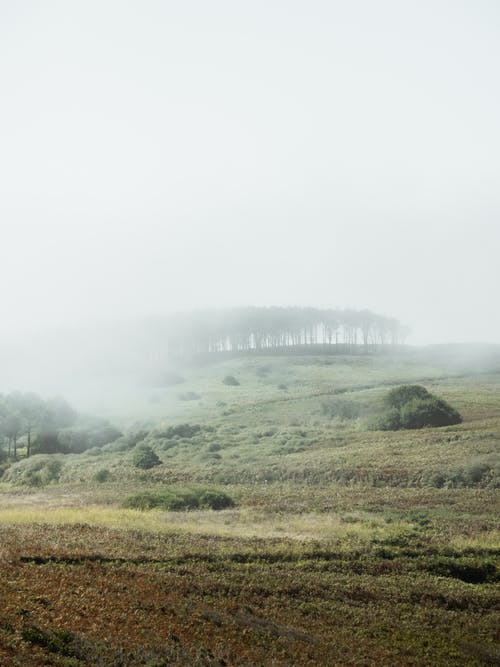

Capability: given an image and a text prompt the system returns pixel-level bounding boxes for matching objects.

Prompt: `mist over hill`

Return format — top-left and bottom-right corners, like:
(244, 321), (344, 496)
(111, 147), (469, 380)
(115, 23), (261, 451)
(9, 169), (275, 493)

(1, 307), (499, 421)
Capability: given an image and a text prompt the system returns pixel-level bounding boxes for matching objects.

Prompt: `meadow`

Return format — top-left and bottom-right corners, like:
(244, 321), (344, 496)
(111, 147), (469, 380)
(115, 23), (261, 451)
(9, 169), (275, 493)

(0, 347), (498, 665)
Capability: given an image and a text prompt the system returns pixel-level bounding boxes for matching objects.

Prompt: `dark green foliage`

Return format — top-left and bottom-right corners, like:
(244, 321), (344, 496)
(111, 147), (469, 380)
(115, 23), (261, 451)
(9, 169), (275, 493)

(123, 487), (235, 511)
(369, 407), (401, 431)
(131, 444), (162, 470)
(370, 385), (462, 431)
(21, 626), (80, 659)
(160, 423), (202, 439)
(223, 375), (240, 386)
(384, 385), (432, 409)
(400, 397), (462, 429)
(2, 455), (63, 486)
(93, 468), (112, 482)
(421, 558), (498, 583)
(197, 489), (235, 510)
(33, 430), (67, 454)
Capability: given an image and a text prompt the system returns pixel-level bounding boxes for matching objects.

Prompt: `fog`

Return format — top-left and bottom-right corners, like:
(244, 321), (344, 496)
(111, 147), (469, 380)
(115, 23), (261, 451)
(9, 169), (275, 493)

(1, 1), (499, 408)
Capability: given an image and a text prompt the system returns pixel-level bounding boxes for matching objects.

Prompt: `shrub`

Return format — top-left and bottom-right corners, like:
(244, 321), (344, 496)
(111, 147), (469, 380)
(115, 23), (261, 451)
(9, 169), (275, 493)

(131, 444), (161, 470)
(368, 407), (401, 431)
(197, 489), (235, 509)
(400, 397), (462, 429)
(2, 456), (63, 486)
(122, 487), (235, 511)
(384, 385), (432, 409)
(369, 385), (462, 431)
(93, 468), (112, 482)
(33, 430), (67, 454)
(223, 375), (240, 386)
(160, 423), (202, 439)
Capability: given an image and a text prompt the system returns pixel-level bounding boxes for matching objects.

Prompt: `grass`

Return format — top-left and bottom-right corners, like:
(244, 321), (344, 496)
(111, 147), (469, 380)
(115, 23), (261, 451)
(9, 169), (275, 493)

(0, 348), (499, 665)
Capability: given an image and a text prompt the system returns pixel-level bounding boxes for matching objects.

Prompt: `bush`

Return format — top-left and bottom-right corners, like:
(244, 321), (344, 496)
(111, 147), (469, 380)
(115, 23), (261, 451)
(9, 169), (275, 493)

(131, 444), (161, 470)
(93, 468), (112, 482)
(223, 375), (240, 386)
(122, 487), (235, 511)
(33, 431), (68, 454)
(384, 385), (432, 409)
(369, 385), (462, 431)
(159, 423), (202, 439)
(2, 456), (63, 486)
(368, 407), (401, 431)
(400, 397), (462, 429)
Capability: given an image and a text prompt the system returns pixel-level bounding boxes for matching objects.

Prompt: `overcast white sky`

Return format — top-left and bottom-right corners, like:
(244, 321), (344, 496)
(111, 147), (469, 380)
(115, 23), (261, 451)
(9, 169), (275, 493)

(1, 0), (499, 344)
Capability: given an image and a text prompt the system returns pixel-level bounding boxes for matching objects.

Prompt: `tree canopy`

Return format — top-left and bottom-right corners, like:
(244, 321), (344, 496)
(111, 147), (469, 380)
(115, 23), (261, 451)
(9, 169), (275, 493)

(0, 392), (121, 459)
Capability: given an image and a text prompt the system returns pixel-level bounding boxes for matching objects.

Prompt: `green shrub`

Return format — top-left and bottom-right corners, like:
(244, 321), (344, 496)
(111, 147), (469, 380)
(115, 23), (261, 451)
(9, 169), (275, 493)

(384, 384), (432, 409)
(368, 407), (401, 431)
(131, 444), (161, 470)
(369, 385), (462, 431)
(159, 423), (202, 439)
(197, 489), (235, 509)
(93, 468), (112, 482)
(223, 375), (240, 386)
(122, 487), (235, 511)
(2, 456), (63, 486)
(400, 397), (462, 429)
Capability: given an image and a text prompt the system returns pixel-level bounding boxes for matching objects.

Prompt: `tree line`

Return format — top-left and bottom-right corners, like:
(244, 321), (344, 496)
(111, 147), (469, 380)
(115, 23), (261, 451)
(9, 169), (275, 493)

(0, 392), (121, 461)
(148, 307), (409, 361)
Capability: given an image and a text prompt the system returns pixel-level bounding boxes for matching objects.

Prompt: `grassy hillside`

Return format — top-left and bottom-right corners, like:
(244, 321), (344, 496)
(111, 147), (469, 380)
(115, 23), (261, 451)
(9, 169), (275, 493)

(0, 349), (498, 665)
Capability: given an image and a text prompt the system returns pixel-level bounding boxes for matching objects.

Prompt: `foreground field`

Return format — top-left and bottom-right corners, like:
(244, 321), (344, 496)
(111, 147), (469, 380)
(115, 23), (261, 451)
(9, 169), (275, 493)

(0, 350), (499, 665)
(0, 483), (498, 666)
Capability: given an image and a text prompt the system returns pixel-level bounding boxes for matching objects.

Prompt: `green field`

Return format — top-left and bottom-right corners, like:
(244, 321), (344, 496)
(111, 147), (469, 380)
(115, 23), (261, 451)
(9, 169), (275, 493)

(0, 348), (498, 665)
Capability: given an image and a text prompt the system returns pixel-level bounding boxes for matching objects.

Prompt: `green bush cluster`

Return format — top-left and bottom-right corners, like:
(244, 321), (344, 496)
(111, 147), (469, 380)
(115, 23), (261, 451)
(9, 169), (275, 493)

(131, 444), (162, 469)
(2, 455), (63, 486)
(160, 423), (202, 438)
(369, 385), (462, 431)
(93, 468), (112, 482)
(122, 487), (235, 511)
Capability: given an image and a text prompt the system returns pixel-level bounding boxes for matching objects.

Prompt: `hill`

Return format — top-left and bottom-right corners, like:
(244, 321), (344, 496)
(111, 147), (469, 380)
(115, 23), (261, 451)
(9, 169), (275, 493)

(0, 348), (498, 665)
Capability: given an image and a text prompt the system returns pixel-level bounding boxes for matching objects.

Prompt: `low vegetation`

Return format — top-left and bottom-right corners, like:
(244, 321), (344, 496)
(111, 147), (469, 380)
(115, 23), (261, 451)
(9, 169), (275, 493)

(0, 348), (498, 665)
(370, 384), (462, 431)
(122, 487), (235, 511)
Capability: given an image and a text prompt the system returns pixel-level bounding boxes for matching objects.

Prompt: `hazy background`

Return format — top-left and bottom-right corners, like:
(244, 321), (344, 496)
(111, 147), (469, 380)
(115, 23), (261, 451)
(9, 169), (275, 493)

(1, 0), (499, 347)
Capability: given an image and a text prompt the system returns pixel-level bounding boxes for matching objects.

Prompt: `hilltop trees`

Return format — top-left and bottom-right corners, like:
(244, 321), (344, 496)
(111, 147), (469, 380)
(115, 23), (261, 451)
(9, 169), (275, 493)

(151, 306), (407, 361)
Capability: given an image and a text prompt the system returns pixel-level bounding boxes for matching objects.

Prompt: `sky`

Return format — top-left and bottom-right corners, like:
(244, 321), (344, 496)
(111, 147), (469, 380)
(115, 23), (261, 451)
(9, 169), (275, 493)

(1, 0), (499, 345)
